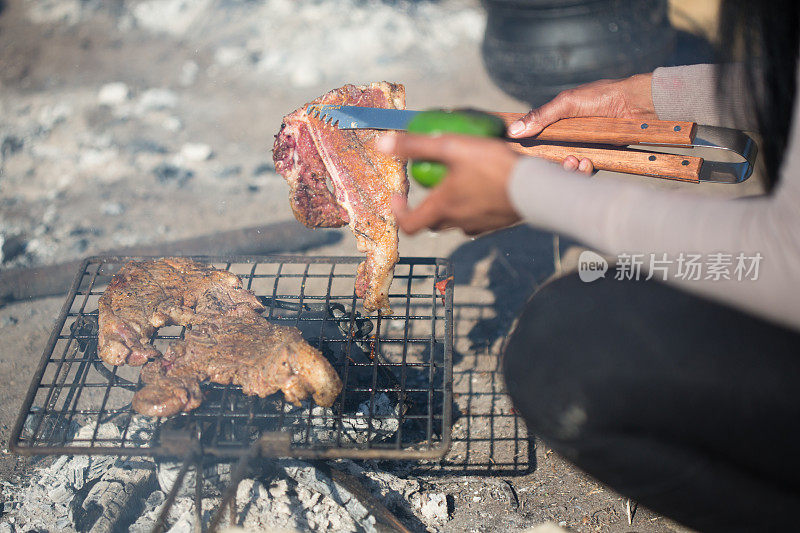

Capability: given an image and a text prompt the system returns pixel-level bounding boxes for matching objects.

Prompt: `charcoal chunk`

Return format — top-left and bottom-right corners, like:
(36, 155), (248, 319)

(1, 135), (23, 158)
(153, 163), (193, 187)
(252, 162), (274, 176)
(1, 235), (27, 264)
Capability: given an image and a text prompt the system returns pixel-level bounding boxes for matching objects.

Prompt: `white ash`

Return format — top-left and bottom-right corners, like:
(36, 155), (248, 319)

(179, 142), (213, 162)
(284, 392), (401, 445)
(279, 460), (374, 531)
(127, 490), (166, 533)
(162, 116), (183, 132)
(101, 201), (125, 216)
(114, 415), (159, 448)
(231, 0), (483, 88)
(79, 147), (119, 169)
(28, 0), (484, 89)
(214, 46), (249, 68)
(7, 0), (484, 274)
(341, 460), (451, 527)
(1, 422), (156, 533)
(129, 0), (214, 37)
(130, 471), (361, 533)
(129, 492), (197, 533)
(342, 393), (402, 441)
(234, 476), (358, 532)
(37, 102), (72, 132)
(97, 82), (131, 107)
(179, 61), (199, 87)
(80, 461), (154, 533)
(136, 88), (179, 114)
(419, 493), (450, 524)
(3, 412), (448, 533)
(126, 457), (450, 533)
(156, 459), (232, 499)
(24, 0), (101, 26)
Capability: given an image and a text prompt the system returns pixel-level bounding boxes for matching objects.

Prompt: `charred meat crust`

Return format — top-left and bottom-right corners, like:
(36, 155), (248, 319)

(99, 258), (343, 417)
(272, 82), (409, 313)
(98, 258), (264, 366)
(132, 307), (343, 417)
(274, 121), (350, 228)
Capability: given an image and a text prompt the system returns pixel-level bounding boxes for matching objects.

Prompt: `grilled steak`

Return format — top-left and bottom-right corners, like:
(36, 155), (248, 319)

(98, 258), (264, 366)
(273, 82), (409, 313)
(132, 306), (343, 417)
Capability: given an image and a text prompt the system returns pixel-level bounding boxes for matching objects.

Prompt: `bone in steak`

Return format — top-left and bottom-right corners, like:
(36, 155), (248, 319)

(273, 82), (409, 313)
(132, 306), (343, 417)
(98, 258), (264, 366)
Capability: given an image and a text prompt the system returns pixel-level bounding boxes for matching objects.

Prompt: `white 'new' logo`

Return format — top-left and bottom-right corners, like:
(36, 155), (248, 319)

(578, 250), (608, 282)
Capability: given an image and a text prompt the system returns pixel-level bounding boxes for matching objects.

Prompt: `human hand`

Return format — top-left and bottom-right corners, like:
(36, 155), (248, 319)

(507, 73), (656, 138)
(376, 134), (520, 236)
(507, 73), (656, 175)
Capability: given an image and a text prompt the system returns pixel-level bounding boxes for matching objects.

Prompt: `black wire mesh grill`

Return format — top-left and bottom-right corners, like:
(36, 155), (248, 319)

(9, 255), (453, 460)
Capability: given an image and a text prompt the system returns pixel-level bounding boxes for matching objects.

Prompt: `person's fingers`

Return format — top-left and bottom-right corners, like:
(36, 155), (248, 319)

(376, 133), (462, 163)
(507, 91), (577, 138)
(562, 155), (579, 172)
(464, 226), (484, 237)
(390, 194), (408, 217)
(391, 191), (446, 235)
(578, 158), (594, 175)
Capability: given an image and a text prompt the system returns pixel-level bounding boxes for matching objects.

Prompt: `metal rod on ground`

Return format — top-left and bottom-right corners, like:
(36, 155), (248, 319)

(194, 457), (203, 533)
(0, 221), (340, 305)
(204, 434), (414, 533)
(228, 491), (236, 528)
(310, 460), (414, 533)
(206, 444), (262, 533)
(626, 498), (638, 524)
(151, 451), (197, 533)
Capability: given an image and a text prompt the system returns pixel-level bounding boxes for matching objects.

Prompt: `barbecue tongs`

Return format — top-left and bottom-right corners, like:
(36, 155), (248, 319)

(307, 105), (758, 184)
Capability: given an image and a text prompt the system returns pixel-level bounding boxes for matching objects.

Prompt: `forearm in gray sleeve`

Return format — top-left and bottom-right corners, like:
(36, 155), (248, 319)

(651, 64), (758, 130)
(507, 153), (800, 332)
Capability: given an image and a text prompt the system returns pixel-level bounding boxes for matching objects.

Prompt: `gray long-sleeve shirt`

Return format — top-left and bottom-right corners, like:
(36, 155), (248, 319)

(508, 64), (800, 331)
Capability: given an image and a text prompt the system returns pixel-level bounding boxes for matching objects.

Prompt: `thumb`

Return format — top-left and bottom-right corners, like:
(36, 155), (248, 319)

(507, 93), (576, 138)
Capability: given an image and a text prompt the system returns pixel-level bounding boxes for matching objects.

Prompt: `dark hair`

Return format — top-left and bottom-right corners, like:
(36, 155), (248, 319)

(717, 1), (800, 190)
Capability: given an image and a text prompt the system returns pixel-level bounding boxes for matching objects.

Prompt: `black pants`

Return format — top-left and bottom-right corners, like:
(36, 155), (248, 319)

(503, 275), (800, 532)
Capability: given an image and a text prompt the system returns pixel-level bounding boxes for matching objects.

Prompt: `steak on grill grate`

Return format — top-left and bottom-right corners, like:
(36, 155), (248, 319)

(98, 258), (264, 366)
(132, 305), (343, 417)
(273, 82), (409, 314)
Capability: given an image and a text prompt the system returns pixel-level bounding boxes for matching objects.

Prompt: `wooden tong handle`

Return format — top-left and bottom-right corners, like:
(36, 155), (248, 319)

(492, 113), (696, 146)
(507, 142), (703, 183)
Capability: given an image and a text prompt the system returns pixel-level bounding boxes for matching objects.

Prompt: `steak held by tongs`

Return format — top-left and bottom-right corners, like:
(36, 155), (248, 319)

(310, 106), (758, 184)
(273, 82), (409, 314)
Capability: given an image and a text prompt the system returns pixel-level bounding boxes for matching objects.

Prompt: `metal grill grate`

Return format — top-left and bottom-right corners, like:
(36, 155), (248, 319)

(9, 255), (453, 460)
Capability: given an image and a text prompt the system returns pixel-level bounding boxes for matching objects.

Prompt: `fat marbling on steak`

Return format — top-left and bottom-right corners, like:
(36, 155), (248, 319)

(132, 305), (343, 417)
(98, 258), (264, 366)
(273, 82), (409, 313)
